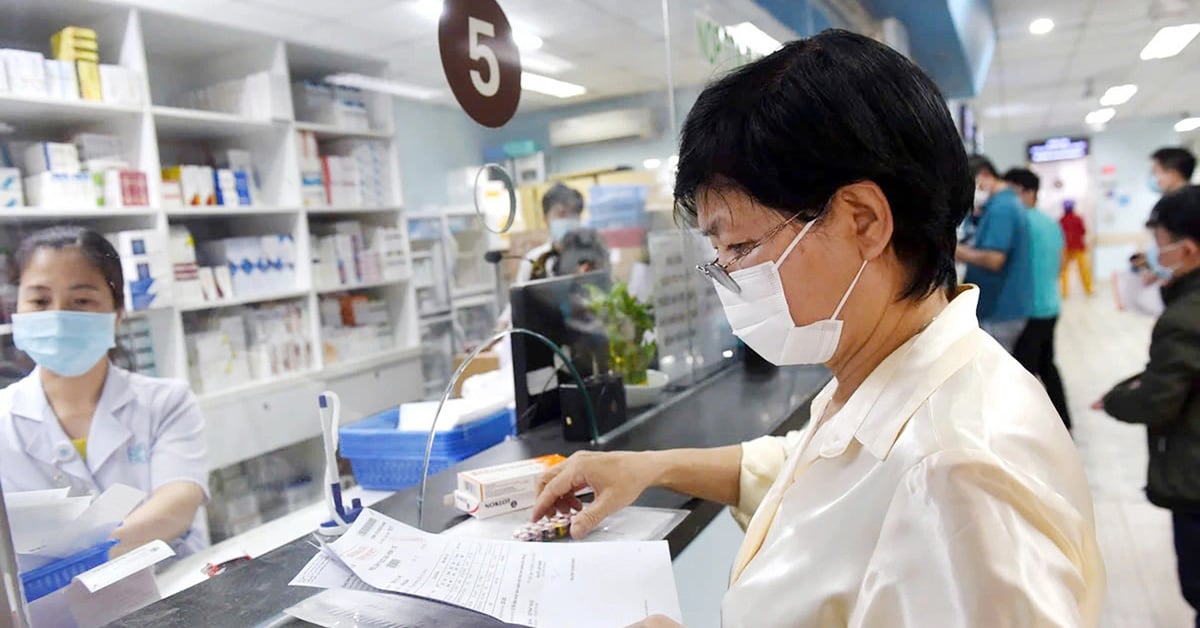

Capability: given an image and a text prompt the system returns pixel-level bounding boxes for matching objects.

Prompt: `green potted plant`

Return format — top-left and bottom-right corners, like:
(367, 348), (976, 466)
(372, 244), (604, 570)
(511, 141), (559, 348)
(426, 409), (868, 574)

(587, 281), (667, 407)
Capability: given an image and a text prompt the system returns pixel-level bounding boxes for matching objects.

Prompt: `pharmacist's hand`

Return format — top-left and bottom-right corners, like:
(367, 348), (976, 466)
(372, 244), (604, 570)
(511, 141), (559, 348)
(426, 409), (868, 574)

(532, 451), (655, 539)
(626, 615), (683, 628)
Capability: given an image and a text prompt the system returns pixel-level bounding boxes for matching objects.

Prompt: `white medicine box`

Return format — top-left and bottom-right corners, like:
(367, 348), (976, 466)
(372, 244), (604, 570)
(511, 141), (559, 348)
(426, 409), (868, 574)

(0, 168), (23, 208)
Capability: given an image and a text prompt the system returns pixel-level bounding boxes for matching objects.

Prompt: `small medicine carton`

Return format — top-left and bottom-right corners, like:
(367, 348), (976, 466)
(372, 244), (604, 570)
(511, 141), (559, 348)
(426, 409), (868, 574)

(0, 168), (23, 208)
(454, 455), (567, 519)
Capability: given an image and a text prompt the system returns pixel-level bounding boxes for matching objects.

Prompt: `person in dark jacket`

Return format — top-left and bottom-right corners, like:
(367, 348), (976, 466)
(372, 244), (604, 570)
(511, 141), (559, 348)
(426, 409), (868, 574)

(1101, 185), (1200, 626)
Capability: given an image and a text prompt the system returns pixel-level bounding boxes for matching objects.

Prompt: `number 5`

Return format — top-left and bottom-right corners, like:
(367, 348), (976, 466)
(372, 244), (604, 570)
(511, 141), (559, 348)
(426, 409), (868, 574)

(469, 17), (499, 97)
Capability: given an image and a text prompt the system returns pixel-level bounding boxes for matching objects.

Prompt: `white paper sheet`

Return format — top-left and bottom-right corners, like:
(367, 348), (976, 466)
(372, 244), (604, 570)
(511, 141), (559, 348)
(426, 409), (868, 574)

(444, 506), (688, 543)
(10, 496), (92, 552)
(4, 488), (69, 508)
(29, 484), (146, 559)
(290, 551), (379, 592)
(14, 484), (147, 569)
(285, 588), (512, 628)
(327, 509), (682, 628)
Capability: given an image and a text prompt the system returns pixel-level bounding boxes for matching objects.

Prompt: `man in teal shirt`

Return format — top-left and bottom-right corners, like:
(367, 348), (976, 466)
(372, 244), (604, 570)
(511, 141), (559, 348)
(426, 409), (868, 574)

(1005, 168), (1072, 430)
(957, 156), (1035, 353)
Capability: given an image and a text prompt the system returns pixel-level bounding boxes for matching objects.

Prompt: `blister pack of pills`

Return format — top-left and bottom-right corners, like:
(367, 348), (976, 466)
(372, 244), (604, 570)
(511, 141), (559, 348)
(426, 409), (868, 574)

(512, 512), (574, 542)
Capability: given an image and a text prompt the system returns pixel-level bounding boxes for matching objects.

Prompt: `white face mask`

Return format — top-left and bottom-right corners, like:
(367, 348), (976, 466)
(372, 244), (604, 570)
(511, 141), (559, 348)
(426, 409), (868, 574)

(973, 187), (991, 208)
(713, 220), (868, 365)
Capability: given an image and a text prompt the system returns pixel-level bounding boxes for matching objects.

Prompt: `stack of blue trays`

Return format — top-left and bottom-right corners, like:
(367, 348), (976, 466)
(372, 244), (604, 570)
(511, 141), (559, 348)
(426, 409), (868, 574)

(340, 405), (515, 491)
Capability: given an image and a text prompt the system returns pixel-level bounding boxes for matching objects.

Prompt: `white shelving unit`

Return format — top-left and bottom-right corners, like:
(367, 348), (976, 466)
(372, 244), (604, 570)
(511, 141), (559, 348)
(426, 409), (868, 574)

(407, 206), (500, 395)
(176, 289), (313, 313)
(0, 0), (424, 473)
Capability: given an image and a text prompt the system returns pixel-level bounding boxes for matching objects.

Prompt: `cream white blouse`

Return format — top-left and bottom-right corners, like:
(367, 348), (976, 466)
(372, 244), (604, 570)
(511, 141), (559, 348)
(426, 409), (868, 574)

(723, 287), (1104, 627)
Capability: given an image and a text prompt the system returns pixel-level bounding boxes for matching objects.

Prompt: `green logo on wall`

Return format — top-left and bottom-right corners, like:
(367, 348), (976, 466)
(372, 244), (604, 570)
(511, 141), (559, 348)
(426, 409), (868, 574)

(696, 15), (765, 68)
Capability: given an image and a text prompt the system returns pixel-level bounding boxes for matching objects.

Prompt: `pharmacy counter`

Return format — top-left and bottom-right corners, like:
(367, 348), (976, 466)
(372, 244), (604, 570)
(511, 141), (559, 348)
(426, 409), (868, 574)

(115, 364), (830, 627)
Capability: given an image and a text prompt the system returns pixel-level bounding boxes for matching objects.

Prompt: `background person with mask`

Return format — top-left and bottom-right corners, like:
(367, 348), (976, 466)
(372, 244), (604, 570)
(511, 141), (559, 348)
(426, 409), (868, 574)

(1098, 187), (1200, 627)
(956, 155), (1035, 353)
(1006, 168), (1072, 430)
(496, 182), (608, 329)
(1142, 147), (1198, 286)
(0, 226), (208, 558)
(514, 182), (587, 283)
(1150, 147), (1196, 197)
(533, 31), (1101, 628)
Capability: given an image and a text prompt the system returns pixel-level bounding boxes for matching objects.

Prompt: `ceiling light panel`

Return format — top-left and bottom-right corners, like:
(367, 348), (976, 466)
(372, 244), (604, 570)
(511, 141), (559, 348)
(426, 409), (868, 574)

(414, 0), (443, 20)
(1099, 84), (1138, 106)
(1085, 107), (1116, 125)
(1029, 18), (1054, 35)
(521, 72), (586, 99)
(724, 22), (782, 56)
(513, 31), (543, 52)
(1176, 117), (1200, 132)
(1140, 23), (1200, 60)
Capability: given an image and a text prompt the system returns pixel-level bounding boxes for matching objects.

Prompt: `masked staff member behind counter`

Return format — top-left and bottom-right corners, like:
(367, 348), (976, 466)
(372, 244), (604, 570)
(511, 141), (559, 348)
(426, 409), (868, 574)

(535, 30), (1104, 628)
(497, 183), (609, 327)
(516, 182), (609, 282)
(0, 226), (208, 558)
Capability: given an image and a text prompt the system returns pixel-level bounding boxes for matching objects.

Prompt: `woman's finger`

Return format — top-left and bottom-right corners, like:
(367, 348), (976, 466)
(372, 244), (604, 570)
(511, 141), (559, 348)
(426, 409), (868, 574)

(569, 493), (619, 539)
(532, 466), (585, 521)
(535, 463), (565, 495)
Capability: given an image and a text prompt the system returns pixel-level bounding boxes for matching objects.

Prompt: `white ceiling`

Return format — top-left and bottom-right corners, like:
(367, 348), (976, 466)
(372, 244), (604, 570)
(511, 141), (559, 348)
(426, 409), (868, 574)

(978, 0), (1200, 136)
(114, 0), (798, 111)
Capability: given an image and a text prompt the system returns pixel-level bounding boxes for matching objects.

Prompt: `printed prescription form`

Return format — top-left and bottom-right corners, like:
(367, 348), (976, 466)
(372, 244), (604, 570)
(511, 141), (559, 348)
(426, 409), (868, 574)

(313, 508), (682, 627)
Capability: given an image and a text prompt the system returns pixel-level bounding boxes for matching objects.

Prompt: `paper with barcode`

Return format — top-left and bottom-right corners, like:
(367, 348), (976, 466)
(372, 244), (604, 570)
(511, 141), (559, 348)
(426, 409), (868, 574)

(326, 509), (682, 628)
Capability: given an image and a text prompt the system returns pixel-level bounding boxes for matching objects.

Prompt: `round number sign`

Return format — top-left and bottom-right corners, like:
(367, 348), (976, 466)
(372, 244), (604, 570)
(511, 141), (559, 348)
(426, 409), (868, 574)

(438, 0), (522, 128)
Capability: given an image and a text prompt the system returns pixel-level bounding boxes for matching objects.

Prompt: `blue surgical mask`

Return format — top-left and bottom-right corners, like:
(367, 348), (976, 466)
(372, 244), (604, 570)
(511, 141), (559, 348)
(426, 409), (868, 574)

(13, 311), (116, 377)
(1149, 175), (1164, 195)
(1145, 241), (1176, 281)
(549, 218), (581, 242)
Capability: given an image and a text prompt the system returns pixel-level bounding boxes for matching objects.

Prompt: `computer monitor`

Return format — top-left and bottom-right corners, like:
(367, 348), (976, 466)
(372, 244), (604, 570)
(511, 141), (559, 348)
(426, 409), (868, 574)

(510, 270), (611, 433)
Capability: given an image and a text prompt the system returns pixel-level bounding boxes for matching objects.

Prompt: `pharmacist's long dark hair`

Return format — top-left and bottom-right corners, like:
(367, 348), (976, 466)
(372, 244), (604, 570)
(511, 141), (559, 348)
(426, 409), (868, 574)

(15, 225), (130, 367)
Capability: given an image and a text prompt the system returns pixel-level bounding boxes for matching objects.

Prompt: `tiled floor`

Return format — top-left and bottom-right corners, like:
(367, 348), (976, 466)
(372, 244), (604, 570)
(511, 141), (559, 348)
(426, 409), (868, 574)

(1058, 285), (1194, 627)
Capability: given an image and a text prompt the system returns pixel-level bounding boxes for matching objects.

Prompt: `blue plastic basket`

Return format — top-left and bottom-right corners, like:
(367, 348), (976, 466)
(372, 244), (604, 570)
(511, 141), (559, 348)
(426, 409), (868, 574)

(20, 539), (118, 602)
(340, 406), (515, 491)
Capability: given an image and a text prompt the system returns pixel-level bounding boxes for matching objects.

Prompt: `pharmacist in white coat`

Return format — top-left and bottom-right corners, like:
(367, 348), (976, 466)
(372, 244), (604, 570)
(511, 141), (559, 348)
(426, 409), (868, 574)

(0, 226), (208, 557)
(533, 32), (1103, 628)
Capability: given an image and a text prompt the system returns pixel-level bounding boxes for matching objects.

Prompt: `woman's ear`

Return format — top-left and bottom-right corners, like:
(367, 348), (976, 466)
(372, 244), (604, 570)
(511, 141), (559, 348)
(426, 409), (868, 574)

(832, 181), (893, 261)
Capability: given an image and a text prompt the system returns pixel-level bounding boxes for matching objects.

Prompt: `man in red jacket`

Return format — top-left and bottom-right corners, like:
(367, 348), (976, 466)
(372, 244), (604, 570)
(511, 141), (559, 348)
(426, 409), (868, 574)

(1059, 201), (1092, 297)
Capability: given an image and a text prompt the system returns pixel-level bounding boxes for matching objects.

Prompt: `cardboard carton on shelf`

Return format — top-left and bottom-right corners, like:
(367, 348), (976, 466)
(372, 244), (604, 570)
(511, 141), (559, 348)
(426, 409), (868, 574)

(451, 351), (501, 398)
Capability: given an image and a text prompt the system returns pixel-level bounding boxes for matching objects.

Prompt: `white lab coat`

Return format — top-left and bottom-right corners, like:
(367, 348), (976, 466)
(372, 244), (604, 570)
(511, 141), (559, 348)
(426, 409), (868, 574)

(514, 241), (557, 284)
(0, 365), (209, 556)
(723, 287), (1104, 627)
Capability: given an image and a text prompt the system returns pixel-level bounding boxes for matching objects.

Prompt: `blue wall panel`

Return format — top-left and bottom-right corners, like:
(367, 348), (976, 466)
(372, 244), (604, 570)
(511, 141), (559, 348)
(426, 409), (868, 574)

(755, 0), (996, 99)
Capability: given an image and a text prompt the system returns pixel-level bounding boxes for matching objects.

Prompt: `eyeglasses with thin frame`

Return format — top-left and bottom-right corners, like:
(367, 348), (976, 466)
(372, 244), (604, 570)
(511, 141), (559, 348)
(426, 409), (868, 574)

(695, 213), (805, 294)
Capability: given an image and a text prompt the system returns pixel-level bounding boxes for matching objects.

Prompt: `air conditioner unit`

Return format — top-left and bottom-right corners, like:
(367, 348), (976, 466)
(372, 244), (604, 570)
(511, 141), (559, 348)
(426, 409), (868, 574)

(548, 108), (655, 147)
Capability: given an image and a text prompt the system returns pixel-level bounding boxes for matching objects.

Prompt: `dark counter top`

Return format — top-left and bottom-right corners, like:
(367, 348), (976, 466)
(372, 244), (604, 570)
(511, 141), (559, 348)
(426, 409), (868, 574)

(114, 365), (829, 628)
